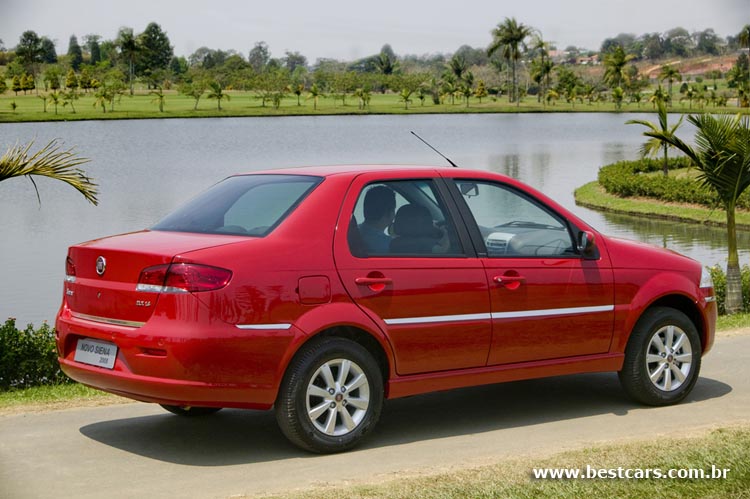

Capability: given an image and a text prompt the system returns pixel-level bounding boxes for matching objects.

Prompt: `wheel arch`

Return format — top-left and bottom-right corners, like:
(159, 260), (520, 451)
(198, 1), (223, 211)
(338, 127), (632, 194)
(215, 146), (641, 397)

(624, 294), (708, 353)
(277, 302), (395, 400)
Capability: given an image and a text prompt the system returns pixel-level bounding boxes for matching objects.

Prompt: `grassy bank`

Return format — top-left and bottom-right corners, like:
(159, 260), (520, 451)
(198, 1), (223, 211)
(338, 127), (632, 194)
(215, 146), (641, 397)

(574, 180), (750, 229)
(1, 89), (747, 123)
(260, 425), (750, 499)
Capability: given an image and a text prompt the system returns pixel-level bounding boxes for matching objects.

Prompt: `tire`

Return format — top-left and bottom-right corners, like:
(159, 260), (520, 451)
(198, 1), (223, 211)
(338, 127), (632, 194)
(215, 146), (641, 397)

(160, 405), (223, 417)
(618, 307), (702, 406)
(275, 337), (384, 453)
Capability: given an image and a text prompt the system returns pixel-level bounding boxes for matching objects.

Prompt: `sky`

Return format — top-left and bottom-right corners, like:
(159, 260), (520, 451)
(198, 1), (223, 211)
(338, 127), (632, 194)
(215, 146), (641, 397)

(1, 0), (748, 62)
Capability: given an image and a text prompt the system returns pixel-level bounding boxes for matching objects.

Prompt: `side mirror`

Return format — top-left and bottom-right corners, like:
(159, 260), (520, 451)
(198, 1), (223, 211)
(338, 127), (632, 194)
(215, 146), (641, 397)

(459, 182), (479, 197)
(577, 230), (598, 259)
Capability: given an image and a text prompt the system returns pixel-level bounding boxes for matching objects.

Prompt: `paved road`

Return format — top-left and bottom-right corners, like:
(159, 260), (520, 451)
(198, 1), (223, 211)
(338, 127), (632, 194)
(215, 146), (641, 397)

(1, 334), (748, 499)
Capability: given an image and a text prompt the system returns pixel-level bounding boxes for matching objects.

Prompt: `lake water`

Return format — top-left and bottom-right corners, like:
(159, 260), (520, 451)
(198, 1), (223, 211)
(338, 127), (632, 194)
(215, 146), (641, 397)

(1, 113), (747, 326)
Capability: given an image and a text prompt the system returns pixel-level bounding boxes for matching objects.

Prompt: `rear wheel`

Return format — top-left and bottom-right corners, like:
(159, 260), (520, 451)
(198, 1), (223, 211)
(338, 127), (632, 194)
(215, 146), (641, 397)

(160, 405), (222, 417)
(619, 307), (701, 406)
(275, 337), (383, 453)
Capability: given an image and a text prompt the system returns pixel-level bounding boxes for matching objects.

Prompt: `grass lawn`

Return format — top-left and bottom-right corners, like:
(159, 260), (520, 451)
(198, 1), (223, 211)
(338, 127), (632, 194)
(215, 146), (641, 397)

(574, 181), (750, 230)
(1, 88), (747, 123)
(260, 425), (750, 499)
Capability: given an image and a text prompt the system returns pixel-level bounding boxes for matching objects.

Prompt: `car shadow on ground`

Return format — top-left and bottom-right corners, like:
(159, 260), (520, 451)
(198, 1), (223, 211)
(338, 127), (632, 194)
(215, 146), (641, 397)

(79, 372), (731, 466)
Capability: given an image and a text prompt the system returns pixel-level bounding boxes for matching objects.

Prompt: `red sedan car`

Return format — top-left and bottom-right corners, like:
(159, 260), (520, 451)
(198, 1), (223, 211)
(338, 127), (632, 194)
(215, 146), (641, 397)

(56, 166), (716, 453)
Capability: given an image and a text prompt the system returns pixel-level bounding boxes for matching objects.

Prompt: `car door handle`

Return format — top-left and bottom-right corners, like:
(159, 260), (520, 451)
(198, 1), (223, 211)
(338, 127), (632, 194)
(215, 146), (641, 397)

(493, 275), (525, 290)
(355, 277), (393, 286)
(355, 276), (392, 293)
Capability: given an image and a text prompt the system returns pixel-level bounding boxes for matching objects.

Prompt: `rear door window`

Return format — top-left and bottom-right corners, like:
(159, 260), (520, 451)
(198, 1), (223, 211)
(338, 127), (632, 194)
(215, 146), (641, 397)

(349, 179), (464, 257)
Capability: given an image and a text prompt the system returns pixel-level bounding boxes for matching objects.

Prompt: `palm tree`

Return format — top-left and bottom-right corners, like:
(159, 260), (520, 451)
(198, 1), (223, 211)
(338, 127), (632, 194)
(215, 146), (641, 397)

(447, 54), (467, 81)
(529, 34), (553, 104)
(440, 74), (458, 105)
(0, 139), (98, 205)
(398, 88), (413, 110)
(646, 114), (750, 314)
(117, 28), (140, 96)
(62, 89), (79, 113)
(48, 91), (60, 115)
(649, 85), (668, 108)
(206, 81), (230, 110)
(488, 17), (533, 107)
(150, 87), (166, 112)
(659, 65), (682, 106)
(307, 84), (322, 110)
(602, 46), (634, 90)
(626, 100), (683, 176)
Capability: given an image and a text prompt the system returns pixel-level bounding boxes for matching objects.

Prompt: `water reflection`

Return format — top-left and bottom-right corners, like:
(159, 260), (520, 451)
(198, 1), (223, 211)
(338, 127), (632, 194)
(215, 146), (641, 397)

(591, 211), (750, 265)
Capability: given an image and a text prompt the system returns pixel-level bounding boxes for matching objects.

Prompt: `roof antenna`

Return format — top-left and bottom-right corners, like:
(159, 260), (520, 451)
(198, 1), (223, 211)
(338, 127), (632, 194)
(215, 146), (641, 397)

(410, 131), (459, 168)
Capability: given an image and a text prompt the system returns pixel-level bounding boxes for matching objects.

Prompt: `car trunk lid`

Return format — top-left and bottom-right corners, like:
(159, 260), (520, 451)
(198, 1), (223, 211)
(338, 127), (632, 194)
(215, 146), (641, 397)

(64, 230), (244, 325)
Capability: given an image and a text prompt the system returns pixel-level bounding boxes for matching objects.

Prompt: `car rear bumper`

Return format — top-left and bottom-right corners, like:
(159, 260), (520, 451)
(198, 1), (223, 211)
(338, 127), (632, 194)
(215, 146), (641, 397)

(56, 302), (297, 410)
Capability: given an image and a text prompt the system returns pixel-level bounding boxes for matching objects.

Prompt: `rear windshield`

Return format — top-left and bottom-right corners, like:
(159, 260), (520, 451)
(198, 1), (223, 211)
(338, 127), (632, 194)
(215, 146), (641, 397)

(152, 174), (322, 237)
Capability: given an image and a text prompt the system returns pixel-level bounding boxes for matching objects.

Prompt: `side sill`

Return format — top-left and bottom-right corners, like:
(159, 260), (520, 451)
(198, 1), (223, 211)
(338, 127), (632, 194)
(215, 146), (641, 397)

(386, 353), (623, 399)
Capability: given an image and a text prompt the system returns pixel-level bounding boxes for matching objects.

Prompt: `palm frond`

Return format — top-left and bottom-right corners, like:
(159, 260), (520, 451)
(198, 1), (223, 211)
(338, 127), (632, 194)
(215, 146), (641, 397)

(0, 139), (98, 205)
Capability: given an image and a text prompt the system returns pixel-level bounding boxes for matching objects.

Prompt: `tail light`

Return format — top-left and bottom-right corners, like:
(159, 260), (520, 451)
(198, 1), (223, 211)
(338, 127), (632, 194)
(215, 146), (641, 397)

(65, 256), (76, 283)
(136, 264), (232, 293)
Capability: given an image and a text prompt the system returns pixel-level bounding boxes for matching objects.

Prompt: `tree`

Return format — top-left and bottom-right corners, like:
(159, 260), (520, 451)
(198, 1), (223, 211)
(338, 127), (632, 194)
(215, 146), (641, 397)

(353, 87), (371, 109)
(307, 84), (323, 110)
(647, 114), (750, 313)
(602, 45), (634, 90)
(179, 81), (207, 110)
(40, 37), (57, 64)
(48, 91), (61, 114)
(65, 69), (79, 90)
(149, 86), (165, 112)
(137, 22), (173, 80)
(488, 17), (533, 106)
(68, 35), (83, 70)
(0, 78), (6, 95)
(664, 27), (694, 57)
(659, 65), (682, 106)
(0, 139), (98, 206)
(447, 54), (467, 81)
(117, 27), (140, 95)
(15, 31), (43, 75)
(12, 75), (21, 96)
(83, 34), (102, 64)
(93, 86), (109, 113)
(626, 100), (683, 176)
(398, 88), (413, 109)
(62, 88), (79, 113)
(283, 51), (307, 73)
(474, 79), (488, 103)
(37, 93), (47, 112)
(248, 42), (270, 73)
(21, 73), (35, 94)
(43, 66), (62, 91)
(207, 81), (230, 110)
(374, 49), (400, 76)
(460, 71), (474, 107)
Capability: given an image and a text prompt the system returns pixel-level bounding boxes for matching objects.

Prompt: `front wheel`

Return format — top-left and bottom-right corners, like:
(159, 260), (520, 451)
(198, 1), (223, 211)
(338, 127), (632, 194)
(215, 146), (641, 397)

(275, 337), (384, 453)
(619, 307), (702, 406)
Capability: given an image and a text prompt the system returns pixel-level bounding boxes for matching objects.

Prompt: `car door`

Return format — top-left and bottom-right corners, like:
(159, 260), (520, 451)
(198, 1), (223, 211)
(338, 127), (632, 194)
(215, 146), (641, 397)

(334, 172), (492, 375)
(447, 178), (615, 365)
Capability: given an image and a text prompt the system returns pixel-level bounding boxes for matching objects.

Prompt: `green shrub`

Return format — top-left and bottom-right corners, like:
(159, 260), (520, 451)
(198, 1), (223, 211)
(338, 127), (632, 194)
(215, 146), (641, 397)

(0, 319), (70, 390)
(598, 158), (750, 209)
(706, 265), (750, 315)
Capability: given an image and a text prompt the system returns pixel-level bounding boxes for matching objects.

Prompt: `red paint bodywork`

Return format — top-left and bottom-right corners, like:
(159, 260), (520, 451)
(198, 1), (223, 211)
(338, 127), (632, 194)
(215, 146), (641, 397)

(56, 166), (717, 410)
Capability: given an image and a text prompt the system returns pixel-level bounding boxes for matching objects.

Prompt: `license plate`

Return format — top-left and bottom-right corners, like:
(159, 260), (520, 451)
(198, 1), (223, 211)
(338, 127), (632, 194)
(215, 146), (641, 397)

(74, 338), (118, 369)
